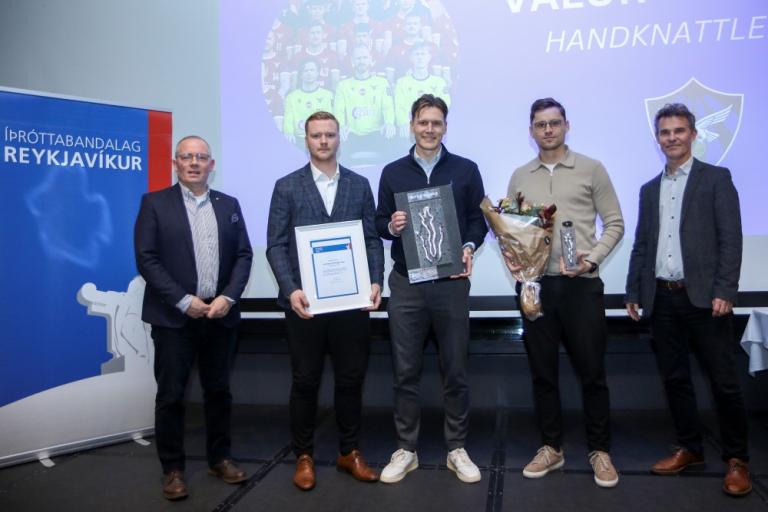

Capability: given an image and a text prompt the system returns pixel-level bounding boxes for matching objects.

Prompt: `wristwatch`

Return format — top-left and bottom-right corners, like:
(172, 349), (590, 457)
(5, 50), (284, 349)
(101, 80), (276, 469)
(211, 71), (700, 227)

(585, 260), (598, 273)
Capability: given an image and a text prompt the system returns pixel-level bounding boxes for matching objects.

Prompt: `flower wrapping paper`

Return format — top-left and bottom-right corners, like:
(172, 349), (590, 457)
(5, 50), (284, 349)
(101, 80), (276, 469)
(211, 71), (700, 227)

(480, 196), (554, 321)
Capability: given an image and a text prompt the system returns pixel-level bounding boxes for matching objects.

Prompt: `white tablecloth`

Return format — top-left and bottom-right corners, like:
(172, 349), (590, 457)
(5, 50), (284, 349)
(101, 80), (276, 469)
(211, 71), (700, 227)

(740, 308), (768, 376)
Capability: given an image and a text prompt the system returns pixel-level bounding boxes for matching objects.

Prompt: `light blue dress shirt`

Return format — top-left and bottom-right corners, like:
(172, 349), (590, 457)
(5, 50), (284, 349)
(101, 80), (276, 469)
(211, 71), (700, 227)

(414, 147), (442, 182)
(176, 184), (220, 313)
(655, 157), (692, 281)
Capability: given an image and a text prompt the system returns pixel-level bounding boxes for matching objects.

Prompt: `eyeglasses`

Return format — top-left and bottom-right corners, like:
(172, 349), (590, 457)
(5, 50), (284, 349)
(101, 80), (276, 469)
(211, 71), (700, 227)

(532, 119), (564, 131)
(176, 152), (211, 163)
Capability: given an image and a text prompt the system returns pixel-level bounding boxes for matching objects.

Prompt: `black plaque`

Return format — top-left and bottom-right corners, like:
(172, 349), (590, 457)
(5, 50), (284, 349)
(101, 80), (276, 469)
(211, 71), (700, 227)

(395, 185), (463, 283)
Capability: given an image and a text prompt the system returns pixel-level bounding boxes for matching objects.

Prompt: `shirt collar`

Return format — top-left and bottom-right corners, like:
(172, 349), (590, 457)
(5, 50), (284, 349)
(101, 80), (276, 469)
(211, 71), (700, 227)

(663, 156), (693, 178)
(414, 146), (442, 168)
(522, 145), (574, 173)
(310, 162), (340, 182)
(179, 182), (210, 203)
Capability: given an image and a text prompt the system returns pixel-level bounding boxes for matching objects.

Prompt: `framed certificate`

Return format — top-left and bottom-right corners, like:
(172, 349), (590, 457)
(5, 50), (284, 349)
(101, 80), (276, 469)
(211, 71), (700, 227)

(395, 185), (463, 283)
(295, 220), (373, 314)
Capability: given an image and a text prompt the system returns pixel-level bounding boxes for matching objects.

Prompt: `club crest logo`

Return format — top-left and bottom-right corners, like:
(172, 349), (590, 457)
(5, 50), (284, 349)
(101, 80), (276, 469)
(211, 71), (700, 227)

(644, 77), (743, 165)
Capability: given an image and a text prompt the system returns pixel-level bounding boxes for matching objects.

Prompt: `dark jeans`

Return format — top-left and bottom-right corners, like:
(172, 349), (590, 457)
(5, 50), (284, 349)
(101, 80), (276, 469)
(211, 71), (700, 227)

(651, 286), (749, 461)
(519, 275), (610, 452)
(388, 270), (471, 451)
(285, 308), (371, 456)
(151, 319), (238, 473)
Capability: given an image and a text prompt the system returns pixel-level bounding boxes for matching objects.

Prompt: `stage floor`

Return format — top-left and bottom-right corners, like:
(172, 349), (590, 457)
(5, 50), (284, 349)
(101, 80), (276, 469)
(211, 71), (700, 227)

(1, 405), (767, 511)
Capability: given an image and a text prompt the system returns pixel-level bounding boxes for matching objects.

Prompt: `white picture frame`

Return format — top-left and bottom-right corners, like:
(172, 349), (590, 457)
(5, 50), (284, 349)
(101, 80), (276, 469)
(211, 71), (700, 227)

(295, 220), (373, 315)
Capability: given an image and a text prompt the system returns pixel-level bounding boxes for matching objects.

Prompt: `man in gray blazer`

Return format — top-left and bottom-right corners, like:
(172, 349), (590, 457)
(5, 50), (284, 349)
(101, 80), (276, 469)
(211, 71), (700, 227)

(266, 111), (384, 491)
(625, 103), (751, 496)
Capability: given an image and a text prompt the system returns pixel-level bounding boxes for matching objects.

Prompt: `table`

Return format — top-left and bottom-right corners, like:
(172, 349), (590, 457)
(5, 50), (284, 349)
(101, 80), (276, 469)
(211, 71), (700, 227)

(740, 308), (768, 376)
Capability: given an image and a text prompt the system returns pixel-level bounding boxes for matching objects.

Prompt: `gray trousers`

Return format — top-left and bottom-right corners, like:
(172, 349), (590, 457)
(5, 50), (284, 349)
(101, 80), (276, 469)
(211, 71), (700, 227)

(387, 270), (471, 451)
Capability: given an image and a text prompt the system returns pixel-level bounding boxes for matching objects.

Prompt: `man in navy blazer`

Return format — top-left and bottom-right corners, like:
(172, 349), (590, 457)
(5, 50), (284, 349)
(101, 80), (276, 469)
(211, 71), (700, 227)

(625, 103), (751, 496)
(135, 135), (253, 500)
(266, 111), (384, 491)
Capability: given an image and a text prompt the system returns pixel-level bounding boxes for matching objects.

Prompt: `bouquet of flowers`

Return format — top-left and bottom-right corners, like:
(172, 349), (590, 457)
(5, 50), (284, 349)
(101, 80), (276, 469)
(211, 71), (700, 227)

(480, 193), (556, 321)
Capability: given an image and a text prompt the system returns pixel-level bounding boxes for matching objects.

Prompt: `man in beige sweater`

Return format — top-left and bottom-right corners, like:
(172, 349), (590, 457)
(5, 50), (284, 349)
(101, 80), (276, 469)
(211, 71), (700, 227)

(505, 97), (624, 488)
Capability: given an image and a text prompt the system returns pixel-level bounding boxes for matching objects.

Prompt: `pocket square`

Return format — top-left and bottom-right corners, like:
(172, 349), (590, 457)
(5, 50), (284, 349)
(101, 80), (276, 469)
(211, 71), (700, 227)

(230, 213), (239, 223)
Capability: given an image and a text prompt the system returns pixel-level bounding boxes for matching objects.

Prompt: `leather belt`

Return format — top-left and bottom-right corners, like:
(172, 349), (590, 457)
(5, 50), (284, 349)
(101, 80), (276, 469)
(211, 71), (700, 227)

(656, 279), (685, 290)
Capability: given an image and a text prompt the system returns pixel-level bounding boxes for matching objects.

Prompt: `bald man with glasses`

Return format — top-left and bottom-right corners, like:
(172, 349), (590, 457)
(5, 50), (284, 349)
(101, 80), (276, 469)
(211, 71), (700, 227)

(135, 135), (253, 500)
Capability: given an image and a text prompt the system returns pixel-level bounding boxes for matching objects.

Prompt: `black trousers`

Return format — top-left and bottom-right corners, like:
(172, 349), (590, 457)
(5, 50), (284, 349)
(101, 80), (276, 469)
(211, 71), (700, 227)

(651, 286), (749, 461)
(285, 308), (371, 456)
(388, 271), (471, 451)
(519, 275), (610, 452)
(151, 319), (237, 473)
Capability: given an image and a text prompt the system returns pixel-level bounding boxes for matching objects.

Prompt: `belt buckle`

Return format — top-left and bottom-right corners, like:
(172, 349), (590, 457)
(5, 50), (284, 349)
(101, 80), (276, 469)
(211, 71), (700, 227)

(658, 279), (682, 290)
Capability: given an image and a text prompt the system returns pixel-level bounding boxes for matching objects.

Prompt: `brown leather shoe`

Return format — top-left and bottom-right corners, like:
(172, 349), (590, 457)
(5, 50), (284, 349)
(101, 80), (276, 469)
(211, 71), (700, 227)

(336, 449), (379, 482)
(162, 470), (188, 501)
(293, 454), (316, 491)
(651, 448), (705, 475)
(208, 459), (248, 484)
(723, 458), (752, 496)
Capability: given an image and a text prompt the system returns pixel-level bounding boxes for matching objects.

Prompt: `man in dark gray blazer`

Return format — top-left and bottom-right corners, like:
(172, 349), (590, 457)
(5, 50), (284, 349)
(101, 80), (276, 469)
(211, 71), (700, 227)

(625, 103), (751, 496)
(266, 111), (384, 491)
(135, 135), (253, 500)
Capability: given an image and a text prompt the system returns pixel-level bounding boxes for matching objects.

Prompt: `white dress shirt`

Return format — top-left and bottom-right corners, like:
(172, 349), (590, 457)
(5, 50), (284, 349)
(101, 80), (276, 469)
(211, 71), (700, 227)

(311, 162), (340, 216)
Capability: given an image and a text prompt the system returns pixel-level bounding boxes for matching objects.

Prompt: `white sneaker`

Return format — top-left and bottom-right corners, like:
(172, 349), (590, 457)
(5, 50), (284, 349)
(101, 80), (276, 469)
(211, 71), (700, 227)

(380, 449), (418, 483)
(522, 445), (565, 478)
(447, 448), (481, 483)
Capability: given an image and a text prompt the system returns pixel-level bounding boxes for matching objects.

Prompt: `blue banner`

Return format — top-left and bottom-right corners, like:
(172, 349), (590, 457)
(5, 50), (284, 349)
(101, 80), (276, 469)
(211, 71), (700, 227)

(0, 89), (158, 406)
